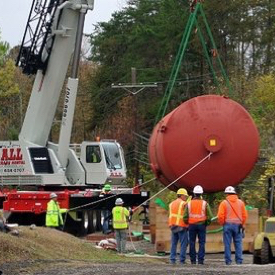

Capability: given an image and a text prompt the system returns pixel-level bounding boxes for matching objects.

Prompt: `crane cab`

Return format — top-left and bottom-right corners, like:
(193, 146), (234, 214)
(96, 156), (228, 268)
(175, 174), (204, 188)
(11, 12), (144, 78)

(66, 140), (127, 187)
(81, 140), (127, 186)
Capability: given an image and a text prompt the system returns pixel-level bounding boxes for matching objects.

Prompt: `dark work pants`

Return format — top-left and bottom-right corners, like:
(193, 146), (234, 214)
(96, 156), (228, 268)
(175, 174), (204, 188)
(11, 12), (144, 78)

(189, 223), (206, 264)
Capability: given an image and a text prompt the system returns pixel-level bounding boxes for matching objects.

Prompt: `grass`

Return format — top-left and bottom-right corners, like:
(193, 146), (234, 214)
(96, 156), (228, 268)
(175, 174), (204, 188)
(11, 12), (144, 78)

(0, 226), (130, 265)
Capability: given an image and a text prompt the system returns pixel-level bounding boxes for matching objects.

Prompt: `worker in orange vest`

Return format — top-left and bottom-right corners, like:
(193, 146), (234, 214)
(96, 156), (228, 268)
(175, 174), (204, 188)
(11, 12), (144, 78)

(184, 185), (213, 265)
(168, 188), (189, 265)
(217, 186), (247, 265)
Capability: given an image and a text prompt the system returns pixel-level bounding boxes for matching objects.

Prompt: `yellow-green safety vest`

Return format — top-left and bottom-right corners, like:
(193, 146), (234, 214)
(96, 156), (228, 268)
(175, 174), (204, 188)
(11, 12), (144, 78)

(112, 206), (129, 229)
(46, 199), (67, 227)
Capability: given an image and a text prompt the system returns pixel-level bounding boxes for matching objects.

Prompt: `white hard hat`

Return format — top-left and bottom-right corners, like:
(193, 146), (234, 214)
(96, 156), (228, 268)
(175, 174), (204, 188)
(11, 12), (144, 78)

(224, 186), (236, 194)
(115, 198), (124, 205)
(50, 192), (57, 199)
(193, 185), (203, 194)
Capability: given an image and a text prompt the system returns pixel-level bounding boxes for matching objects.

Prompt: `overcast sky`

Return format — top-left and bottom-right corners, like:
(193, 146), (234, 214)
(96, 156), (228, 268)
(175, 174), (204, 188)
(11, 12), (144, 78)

(0, 0), (127, 47)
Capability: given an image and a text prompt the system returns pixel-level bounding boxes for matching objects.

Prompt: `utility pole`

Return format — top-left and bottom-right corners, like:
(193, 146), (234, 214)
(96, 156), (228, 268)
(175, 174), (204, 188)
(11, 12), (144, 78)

(131, 67), (140, 192)
(112, 68), (157, 192)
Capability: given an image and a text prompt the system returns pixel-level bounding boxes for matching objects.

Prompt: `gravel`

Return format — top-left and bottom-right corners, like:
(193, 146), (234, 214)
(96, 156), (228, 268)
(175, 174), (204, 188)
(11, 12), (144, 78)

(1, 247), (275, 275)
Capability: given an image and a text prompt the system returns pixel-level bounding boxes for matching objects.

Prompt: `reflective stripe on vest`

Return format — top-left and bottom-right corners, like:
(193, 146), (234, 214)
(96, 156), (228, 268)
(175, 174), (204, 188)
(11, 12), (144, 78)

(112, 206), (128, 229)
(46, 200), (63, 227)
(169, 199), (187, 227)
(225, 200), (242, 224)
(188, 200), (207, 224)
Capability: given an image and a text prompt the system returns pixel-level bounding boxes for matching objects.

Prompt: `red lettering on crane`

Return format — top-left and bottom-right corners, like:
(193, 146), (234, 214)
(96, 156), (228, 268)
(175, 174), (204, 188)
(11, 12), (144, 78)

(1, 148), (8, 160)
(1, 148), (23, 161)
(16, 148), (23, 160)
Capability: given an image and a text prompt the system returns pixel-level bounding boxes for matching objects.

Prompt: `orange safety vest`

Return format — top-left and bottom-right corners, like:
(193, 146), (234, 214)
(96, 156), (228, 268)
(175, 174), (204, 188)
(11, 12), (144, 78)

(169, 198), (187, 227)
(187, 199), (207, 224)
(225, 200), (243, 224)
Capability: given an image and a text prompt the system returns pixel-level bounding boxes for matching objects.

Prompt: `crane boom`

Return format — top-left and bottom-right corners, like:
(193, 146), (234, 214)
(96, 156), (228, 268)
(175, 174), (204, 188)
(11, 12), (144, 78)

(18, 0), (93, 148)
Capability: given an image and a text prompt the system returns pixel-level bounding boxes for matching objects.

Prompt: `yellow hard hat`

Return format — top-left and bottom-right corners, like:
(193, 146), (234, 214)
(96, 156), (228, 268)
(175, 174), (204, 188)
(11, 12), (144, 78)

(177, 188), (188, 196)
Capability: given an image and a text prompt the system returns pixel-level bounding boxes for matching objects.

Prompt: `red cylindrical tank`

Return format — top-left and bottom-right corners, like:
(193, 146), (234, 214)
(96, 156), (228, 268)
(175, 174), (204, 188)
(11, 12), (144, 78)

(148, 95), (260, 193)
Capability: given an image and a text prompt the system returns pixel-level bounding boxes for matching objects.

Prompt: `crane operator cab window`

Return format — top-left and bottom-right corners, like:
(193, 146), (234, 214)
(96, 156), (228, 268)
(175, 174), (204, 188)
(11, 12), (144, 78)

(102, 142), (122, 170)
(86, 145), (101, 163)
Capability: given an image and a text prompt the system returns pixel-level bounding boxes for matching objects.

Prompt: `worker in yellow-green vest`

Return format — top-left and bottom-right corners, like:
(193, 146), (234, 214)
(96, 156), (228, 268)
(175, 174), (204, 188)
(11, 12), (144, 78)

(112, 197), (131, 254)
(46, 193), (68, 230)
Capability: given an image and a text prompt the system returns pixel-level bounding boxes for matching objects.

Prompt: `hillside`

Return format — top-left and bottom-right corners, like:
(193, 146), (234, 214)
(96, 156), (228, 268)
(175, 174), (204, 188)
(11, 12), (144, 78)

(0, 226), (162, 275)
(1, 226), (275, 275)
(0, 226), (123, 264)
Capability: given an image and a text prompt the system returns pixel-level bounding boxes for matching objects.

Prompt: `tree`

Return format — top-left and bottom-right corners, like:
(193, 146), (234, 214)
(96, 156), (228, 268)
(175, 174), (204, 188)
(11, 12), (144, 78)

(88, 0), (192, 132)
(246, 74), (275, 150)
(0, 57), (21, 139)
(0, 31), (9, 66)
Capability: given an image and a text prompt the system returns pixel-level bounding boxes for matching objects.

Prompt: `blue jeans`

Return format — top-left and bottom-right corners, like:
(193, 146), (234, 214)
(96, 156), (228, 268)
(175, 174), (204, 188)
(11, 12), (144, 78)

(170, 227), (188, 263)
(189, 223), (206, 264)
(223, 223), (243, 264)
(102, 210), (111, 234)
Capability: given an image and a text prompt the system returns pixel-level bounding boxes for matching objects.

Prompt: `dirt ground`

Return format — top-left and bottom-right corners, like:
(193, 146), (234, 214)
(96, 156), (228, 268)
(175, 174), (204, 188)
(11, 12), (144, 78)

(1, 238), (275, 275)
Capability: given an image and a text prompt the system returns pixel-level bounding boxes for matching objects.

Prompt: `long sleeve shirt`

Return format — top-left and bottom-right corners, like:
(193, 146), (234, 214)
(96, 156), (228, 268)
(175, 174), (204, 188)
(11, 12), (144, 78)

(217, 194), (247, 226)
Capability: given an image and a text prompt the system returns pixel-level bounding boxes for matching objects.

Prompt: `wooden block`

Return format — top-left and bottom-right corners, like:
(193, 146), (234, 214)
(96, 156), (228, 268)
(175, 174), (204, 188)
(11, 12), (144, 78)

(206, 223), (223, 231)
(245, 224), (258, 234)
(205, 241), (224, 253)
(155, 241), (166, 252)
(247, 209), (259, 224)
(155, 228), (170, 241)
(149, 201), (156, 225)
(143, 224), (150, 230)
(206, 234), (223, 243)
(155, 211), (168, 224)
(129, 221), (143, 232)
(151, 233), (156, 244)
(155, 240), (170, 253)
(150, 224), (156, 244)
(151, 206), (260, 254)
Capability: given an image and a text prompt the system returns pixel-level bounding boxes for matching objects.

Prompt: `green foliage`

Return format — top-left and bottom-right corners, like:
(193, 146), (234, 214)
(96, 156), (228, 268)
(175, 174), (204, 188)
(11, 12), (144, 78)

(0, 31), (9, 66)
(7, 126), (19, 140)
(239, 73), (275, 209)
(246, 74), (275, 149)
(88, 0), (190, 133)
(88, 0), (275, 137)
(0, 59), (19, 97)
(243, 156), (275, 209)
(203, 0), (275, 76)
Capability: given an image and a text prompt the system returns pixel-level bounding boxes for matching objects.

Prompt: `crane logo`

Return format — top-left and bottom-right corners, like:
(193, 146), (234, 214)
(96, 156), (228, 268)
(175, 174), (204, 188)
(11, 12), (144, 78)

(0, 147), (25, 165)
